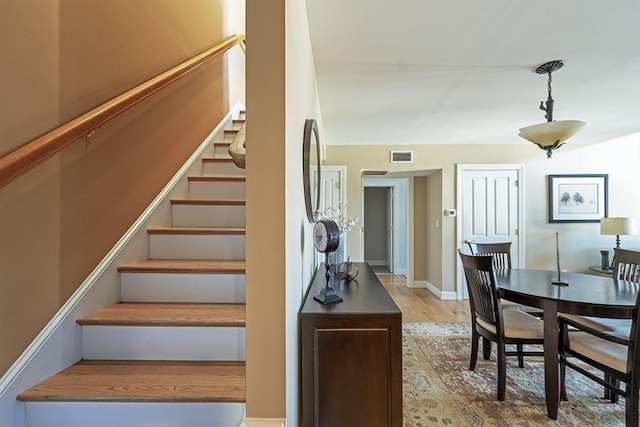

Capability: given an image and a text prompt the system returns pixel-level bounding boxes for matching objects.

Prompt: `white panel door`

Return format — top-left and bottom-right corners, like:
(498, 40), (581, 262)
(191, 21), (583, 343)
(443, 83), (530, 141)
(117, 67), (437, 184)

(457, 165), (522, 299)
(320, 166), (346, 262)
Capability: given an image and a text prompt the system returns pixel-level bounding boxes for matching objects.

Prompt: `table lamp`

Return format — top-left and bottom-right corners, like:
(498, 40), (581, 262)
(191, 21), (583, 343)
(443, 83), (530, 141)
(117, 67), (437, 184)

(600, 217), (637, 249)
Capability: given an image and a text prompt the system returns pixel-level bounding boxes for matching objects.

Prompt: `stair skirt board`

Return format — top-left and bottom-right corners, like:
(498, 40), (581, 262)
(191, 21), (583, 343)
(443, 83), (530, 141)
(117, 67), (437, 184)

(189, 180), (245, 200)
(22, 402), (245, 427)
(171, 205), (246, 228)
(120, 272), (245, 303)
(0, 103), (246, 427)
(148, 234), (245, 260)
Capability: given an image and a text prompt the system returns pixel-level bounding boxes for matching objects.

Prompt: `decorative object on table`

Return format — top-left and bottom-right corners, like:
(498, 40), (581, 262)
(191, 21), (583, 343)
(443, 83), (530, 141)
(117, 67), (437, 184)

(302, 118), (321, 223)
(551, 232), (569, 286)
(312, 219), (343, 304)
(600, 216), (637, 249)
(228, 122), (246, 169)
(548, 174), (608, 223)
(319, 202), (359, 235)
(518, 60), (586, 159)
(319, 201), (359, 265)
(337, 257), (359, 281)
(600, 250), (610, 270)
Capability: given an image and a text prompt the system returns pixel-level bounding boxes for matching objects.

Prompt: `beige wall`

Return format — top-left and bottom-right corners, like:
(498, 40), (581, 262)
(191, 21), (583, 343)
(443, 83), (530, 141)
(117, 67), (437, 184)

(326, 135), (640, 293)
(413, 177), (428, 280)
(246, 0), (322, 422)
(425, 170), (443, 289)
(0, 0), (234, 375)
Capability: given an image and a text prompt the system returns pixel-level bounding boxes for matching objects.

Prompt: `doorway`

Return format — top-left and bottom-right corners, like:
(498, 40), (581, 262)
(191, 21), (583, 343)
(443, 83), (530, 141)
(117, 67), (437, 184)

(364, 187), (392, 271)
(456, 164), (524, 299)
(362, 178), (408, 276)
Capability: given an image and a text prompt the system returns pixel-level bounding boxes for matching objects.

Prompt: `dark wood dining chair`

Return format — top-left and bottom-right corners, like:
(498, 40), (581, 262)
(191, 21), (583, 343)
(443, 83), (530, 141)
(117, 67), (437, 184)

(560, 248), (639, 336)
(466, 241), (542, 317)
(559, 247), (640, 425)
(466, 241), (512, 269)
(559, 291), (640, 426)
(458, 250), (544, 401)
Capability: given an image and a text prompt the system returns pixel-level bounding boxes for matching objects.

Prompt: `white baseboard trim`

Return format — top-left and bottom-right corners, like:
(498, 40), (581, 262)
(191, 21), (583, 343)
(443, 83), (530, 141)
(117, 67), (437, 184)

(409, 280), (427, 289)
(416, 281), (458, 300)
(0, 103), (245, 427)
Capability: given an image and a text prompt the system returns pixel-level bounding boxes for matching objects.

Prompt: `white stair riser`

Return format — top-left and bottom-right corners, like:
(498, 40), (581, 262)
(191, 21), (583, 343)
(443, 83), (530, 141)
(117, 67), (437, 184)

(189, 180), (245, 200)
(120, 272), (246, 303)
(149, 234), (245, 260)
(23, 402), (245, 427)
(172, 204), (246, 227)
(82, 326), (245, 360)
(203, 161), (244, 176)
(214, 144), (233, 158)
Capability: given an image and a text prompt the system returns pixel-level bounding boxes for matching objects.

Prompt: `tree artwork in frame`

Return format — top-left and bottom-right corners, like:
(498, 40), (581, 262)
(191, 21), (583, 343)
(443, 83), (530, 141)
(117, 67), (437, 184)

(548, 174), (608, 223)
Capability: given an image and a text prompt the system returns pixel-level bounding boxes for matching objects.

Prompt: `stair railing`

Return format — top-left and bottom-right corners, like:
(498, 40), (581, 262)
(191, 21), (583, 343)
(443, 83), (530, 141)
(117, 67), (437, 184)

(0, 34), (246, 189)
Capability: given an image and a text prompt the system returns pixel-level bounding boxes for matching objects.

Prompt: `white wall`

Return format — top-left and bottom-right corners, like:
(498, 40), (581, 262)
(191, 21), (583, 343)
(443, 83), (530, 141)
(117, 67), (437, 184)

(284, 0), (324, 424)
(224, 0), (246, 109)
(523, 134), (640, 270)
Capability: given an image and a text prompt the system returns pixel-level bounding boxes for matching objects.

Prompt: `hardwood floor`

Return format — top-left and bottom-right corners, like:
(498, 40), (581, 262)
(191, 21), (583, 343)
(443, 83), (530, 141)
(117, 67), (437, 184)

(377, 273), (471, 323)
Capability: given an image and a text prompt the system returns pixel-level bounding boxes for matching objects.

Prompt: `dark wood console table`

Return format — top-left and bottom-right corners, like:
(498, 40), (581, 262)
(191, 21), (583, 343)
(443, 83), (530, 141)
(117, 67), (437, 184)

(299, 262), (403, 427)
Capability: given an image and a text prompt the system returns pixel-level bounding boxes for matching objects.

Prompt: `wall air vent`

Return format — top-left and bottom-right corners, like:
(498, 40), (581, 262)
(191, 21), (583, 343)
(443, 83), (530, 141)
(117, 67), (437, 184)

(390, 150), (413, 163)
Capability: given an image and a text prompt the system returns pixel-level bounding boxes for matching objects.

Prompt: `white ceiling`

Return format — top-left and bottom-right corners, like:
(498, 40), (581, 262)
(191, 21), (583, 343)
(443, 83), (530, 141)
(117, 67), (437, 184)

(305, 0), (640, 147)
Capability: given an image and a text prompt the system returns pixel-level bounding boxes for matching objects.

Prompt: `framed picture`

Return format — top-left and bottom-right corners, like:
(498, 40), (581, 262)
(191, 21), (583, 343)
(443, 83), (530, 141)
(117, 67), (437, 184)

(548, 174), (608, 223)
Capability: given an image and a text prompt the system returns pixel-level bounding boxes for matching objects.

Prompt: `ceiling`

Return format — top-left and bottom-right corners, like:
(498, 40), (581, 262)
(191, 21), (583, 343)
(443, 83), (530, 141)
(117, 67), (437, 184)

(305, 0), (640, 147)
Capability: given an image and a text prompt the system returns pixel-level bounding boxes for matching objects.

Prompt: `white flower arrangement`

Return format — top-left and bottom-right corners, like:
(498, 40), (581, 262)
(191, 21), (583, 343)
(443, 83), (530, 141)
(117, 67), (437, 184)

(320, 203), (359, 235)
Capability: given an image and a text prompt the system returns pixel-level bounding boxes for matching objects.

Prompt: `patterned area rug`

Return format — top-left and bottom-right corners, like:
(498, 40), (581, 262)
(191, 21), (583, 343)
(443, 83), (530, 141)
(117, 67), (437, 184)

(403, 322), (625, 426)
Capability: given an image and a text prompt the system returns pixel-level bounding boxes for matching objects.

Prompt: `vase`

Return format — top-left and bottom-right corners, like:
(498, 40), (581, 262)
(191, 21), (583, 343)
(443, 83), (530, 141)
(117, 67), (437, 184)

(600, 250), (610, 270)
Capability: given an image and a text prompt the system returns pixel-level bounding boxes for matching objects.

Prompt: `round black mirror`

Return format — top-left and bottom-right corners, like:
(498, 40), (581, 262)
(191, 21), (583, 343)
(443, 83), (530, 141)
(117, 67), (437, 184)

(303, 119), (321, 222)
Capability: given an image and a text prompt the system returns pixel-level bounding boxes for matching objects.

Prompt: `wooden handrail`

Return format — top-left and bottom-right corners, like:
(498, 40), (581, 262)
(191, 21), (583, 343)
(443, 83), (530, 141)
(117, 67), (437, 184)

(0, 34), (245, 189)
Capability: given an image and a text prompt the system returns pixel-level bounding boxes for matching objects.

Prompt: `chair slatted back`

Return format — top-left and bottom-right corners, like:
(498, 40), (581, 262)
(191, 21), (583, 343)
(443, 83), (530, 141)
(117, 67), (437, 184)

(611, 249), (640, 376)
(613, 248), (640, 285)
(459, 250), (503, 333)
(467, 242), (512, 270)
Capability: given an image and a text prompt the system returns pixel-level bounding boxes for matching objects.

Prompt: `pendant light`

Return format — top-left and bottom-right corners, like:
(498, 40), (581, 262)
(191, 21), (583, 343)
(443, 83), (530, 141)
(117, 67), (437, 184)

(518, 60), (586, 158)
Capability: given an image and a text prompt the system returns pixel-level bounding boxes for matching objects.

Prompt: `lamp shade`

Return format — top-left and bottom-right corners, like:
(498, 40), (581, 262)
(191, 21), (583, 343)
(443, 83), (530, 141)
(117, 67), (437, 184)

(518, 120), (587, 147)
(600, 217), (637, 236)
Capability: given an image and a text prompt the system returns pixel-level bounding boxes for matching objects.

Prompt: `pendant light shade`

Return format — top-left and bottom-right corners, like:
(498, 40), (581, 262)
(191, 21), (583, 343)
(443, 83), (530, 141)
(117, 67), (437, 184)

(519, 60), (585, 158)
(519, 120), (586, 157)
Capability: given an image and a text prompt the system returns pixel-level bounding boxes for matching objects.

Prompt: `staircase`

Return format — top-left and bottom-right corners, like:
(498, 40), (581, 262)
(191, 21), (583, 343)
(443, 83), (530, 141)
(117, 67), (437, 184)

(16, 114), (247, 427)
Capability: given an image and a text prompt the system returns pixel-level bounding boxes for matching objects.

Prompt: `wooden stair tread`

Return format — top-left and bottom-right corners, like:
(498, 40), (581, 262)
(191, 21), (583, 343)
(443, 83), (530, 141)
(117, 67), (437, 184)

(170, 199), (245, 205)
(202, 158), (235, 163)
(17, 360), (245, 403)
(77, 303), (245, 327)
(187, 175), (245, 182)
(117, 260), (246, 273)
(147, 227), (245, 235)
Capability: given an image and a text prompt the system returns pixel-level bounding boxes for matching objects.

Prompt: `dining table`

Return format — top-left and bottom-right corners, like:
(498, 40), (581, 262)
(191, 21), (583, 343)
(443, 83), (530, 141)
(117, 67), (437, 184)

(494, 268), (638, 420)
